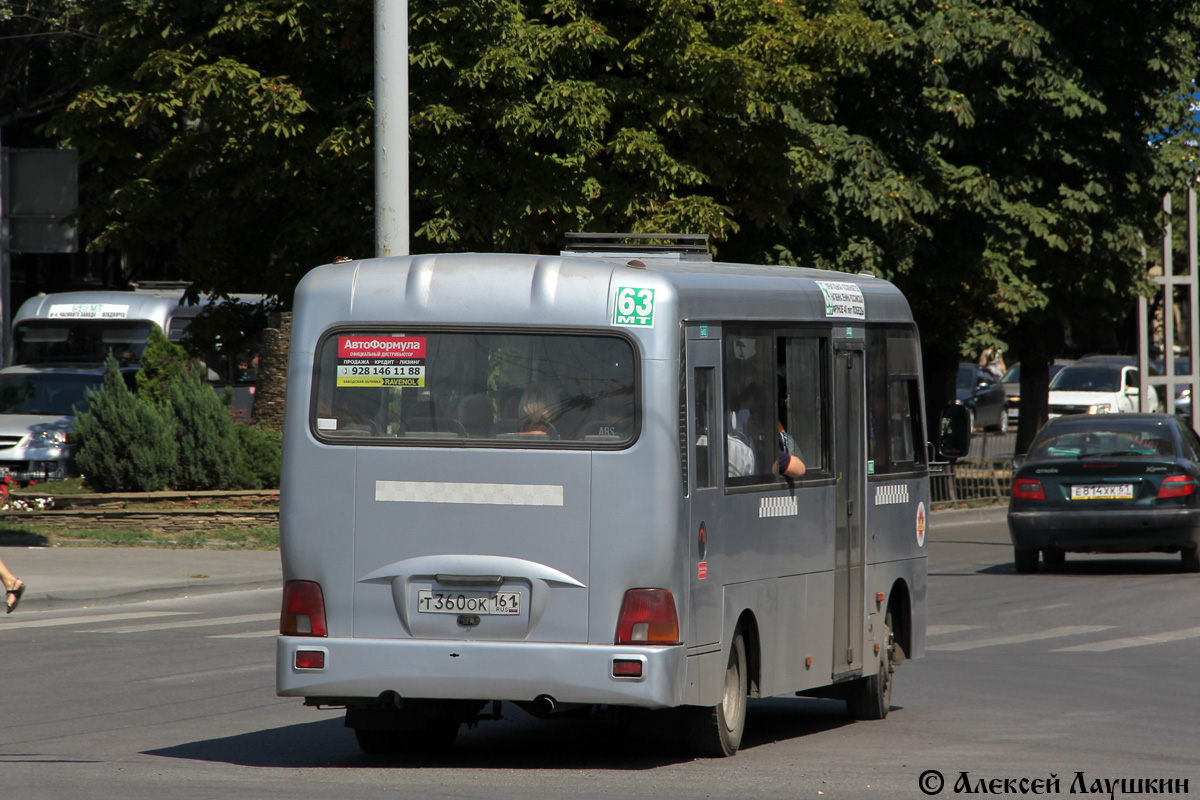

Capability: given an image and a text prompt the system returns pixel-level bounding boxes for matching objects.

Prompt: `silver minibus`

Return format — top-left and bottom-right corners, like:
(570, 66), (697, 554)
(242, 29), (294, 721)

(277, 239), (945, 756)
(11, 282), (266, 419)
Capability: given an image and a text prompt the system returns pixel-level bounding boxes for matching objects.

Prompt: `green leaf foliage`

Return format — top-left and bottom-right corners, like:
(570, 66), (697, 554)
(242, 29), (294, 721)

(167, 365), (242, 491)
(232, 423), (282, 490)
(794, 0), (1200, 362)
(410, 0), (877, 251)
(74, 353), (178, 492)
(47, 0), (876, 281)
(135, 326), (191, 407)
(46, 0), (376, 299)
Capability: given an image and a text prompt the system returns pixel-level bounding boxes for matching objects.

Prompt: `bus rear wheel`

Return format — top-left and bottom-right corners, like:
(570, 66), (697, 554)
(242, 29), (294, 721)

(846, 617), (893, 721)
(348, 706), (459, 756)
(685, 630), (748, 757)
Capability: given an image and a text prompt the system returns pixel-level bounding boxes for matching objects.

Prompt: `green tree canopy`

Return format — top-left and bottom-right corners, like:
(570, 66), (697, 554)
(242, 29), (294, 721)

(46, 0), (376, 298)
(0, 1), (94, 137)
(410, 0), (875, 250)
(787, 0), (1200, 440)
(48, 0), (877, 293)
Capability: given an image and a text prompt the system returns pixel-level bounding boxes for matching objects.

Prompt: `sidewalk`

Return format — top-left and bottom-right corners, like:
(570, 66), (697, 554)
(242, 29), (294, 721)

(0, 545), (281, 613)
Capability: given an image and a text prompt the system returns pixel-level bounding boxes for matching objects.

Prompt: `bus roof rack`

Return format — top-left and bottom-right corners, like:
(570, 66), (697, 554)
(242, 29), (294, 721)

(130, 280), (193, 291)
(562, 232), (712, 262)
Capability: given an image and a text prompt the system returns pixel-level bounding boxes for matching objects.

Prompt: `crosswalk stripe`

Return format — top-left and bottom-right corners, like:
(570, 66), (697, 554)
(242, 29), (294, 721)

(927, 625), (1113, 651)
(1051, 626), (1200, 652)
(0, 611), (194, 631)
(926, 624), (982, 636)
(79, 612), (279, 634)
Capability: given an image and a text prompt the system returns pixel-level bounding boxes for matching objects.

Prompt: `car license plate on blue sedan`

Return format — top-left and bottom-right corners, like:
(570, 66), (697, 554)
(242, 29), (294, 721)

(1070, 484), (1134, 500)
(417, 590), (521, 615)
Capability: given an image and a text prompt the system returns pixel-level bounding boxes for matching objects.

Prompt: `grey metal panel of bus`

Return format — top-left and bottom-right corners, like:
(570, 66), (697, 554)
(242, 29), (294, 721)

(13, 288), (266, 330)
(277, 253), (928, 710)
(13, 289), (191, 331)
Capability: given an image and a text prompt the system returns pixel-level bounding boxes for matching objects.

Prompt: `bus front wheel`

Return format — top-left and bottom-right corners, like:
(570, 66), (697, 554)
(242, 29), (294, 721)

(685, 630), (748, 757)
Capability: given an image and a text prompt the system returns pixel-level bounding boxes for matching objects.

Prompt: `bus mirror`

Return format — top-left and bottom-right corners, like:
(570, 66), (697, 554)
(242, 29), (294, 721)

(938, 403), (972, 462)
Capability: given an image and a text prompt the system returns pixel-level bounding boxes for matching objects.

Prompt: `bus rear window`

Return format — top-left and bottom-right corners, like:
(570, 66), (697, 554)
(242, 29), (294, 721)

(311, 330), (637, 447)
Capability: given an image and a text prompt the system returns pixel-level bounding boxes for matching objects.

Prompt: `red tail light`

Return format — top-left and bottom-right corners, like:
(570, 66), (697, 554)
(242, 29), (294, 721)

(1012, 479), (1045, 500)
(615, 589), (679, 645)
(280, 580), (328, 636)
(1158, 475), (1196, 499)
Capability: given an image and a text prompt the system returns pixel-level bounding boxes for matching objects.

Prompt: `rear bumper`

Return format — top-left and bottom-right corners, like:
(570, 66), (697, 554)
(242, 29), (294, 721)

(277, 636), (687, 709)
(1007, 507), (1200, 553)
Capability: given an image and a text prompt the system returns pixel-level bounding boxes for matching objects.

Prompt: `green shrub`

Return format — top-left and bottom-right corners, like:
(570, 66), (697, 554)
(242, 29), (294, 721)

(233, 423), (282, 489)
(136, 327), (191, 407)
(75, 354), (177, 492)
(169, 366), (242, 490)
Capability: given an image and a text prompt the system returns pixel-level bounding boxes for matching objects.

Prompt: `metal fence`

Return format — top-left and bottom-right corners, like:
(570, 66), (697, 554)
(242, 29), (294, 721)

(930, 430), (1015, 508)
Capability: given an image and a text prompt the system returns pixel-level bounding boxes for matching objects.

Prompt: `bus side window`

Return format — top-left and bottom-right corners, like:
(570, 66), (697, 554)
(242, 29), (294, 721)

(778, 335), (828, 475)
(723, 332), (774, 486)
(867, 328), (925, 473)
(694, 367), (716, 489)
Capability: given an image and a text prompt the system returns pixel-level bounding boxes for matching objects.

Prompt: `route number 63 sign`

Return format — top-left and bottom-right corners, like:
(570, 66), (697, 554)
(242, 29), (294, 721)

(613, 286), (656, 327)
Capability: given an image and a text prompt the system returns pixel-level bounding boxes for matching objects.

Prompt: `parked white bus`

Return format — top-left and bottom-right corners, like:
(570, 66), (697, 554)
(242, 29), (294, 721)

(276, 236), (962, 756)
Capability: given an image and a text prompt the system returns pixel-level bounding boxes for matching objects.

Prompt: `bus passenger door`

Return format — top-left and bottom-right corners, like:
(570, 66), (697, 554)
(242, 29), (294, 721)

(686, 330), (722, 648)
(833, 344), (866, 679)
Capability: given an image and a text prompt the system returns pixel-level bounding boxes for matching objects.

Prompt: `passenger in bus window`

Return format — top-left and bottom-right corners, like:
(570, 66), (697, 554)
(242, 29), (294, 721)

(457, 394), (495, 438)
(726, 381), (757, 477)
(775, 422), (807, 478)
(726, 431), (755, 477)
(518, 385), (561, 435)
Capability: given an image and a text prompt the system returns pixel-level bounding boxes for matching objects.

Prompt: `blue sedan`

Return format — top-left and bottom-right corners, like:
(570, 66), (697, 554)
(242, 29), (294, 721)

(1007, 413), (1200, 573)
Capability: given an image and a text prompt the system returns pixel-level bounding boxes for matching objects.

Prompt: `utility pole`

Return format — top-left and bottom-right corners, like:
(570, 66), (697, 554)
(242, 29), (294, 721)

(374, 0), (409, 258)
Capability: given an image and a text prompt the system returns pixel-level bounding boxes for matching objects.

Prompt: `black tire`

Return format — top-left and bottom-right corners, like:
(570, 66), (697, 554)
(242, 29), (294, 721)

(995, 408), (1009, 434)
(685, 630), (748, 757)
(846, 616), (893, 721)
(967, 407), (976, 433)
(352, 719), (458, 756)
(1182, 548), (1200, 573)
(1014, 548), (1039, 574)
(1042, 548), (1065, 572)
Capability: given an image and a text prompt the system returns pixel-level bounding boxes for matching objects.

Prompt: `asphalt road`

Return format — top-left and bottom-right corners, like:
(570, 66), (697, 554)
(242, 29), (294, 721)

(3, 505), (1198, 799)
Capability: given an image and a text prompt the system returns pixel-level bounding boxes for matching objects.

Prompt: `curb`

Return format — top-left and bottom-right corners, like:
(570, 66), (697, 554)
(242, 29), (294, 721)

(14, 571), (282, 612)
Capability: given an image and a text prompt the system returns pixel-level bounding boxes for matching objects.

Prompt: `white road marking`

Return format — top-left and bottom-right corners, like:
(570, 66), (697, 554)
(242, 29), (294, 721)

(1052, 626), (1200, 652)
(143, 664), (270, 684)
(79, 612), (279, 634)
(928, 625), (1113, 651)
(0, 611), (195, 631)
(926, 624), (982, 636)
(208, 630), (280, 639)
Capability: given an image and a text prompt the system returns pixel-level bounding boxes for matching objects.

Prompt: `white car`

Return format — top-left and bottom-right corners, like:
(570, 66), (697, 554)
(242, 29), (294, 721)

(1047, 362), (1159, 417)
(0, 363), (131, 482)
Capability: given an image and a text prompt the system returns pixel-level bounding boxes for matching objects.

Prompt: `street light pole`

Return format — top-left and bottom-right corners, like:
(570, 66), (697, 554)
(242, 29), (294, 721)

(374, 0), (408, 257)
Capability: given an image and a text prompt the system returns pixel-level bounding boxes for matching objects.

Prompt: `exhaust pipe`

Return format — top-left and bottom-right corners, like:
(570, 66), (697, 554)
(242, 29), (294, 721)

(518, 695), (590, 719)
(534, 694), (557, 715)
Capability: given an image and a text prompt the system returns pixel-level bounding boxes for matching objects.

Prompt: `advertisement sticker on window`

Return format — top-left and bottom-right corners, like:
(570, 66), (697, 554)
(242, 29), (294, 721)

(336, 335), (427, 387)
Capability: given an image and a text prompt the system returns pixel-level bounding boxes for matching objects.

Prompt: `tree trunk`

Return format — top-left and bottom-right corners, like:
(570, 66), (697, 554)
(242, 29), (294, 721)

(1010, 316), (1062, 455)
(253, 312), (291, 429)
(1015, 357), (1050, 456)
(922, 344), (959, 453)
